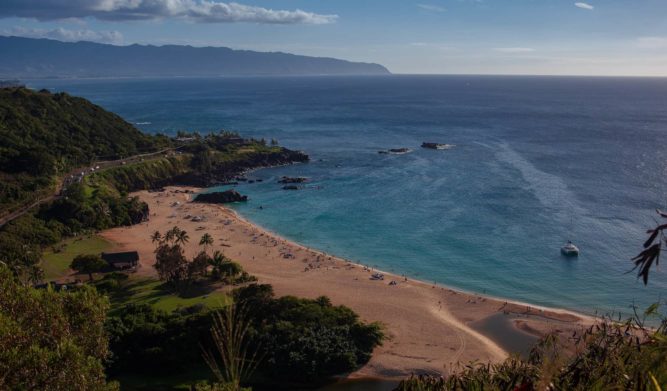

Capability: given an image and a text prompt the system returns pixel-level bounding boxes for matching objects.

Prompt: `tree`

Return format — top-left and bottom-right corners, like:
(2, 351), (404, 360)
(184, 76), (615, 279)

(106, 304), (212, 376)
(151, 230), (162, 247)
(190, 144), (213, 174)
(219, 261), (243, 280)
(200, 233), (214, 252)
(71, 254), (107, 281)
(190, 251), (211, 279)
(176, 229), (190, 246)
(164, 226), (181, 244)
(230, 284), (384, 383)
(210, 251), (227, 280)
(153, 243), (187, 287)
(0, 265), (116, 390)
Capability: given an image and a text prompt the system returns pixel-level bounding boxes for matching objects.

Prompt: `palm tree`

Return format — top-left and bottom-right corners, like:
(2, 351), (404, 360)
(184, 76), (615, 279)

(210, 250), (226, 280)
(176, 229), (189, 246)
(165, 226), (181, 244)
(200, 233), (214, 252)
(151, 230), (162, 246)
(164, 226), (182, 244)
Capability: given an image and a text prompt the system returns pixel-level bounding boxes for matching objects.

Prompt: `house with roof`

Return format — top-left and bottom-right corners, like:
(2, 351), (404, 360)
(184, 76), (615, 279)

(101, 251), (139, 270)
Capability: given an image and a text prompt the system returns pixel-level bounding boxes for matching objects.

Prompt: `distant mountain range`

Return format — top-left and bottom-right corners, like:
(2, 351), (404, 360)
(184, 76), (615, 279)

(0, 36), (390, 78)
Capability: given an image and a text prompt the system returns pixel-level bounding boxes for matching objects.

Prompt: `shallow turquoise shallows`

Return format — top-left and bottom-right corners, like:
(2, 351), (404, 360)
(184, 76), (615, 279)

(30, 75), (667, 318)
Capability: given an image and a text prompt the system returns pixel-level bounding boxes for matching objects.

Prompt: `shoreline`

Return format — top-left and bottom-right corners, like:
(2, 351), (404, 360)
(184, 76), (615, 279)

(101, 186), (594, 379)
(224, 204), (592, 324)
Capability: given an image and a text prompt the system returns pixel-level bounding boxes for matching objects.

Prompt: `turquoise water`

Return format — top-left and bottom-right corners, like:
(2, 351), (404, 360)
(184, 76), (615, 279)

(30, 76), (667, 317)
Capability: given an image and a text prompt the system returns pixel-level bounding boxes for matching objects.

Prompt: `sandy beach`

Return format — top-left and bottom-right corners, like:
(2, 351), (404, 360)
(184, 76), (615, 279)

(101, 187), (593, 379)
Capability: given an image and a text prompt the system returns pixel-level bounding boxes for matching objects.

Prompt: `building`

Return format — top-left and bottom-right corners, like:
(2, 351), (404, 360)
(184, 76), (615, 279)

(101, 251), (139, 270)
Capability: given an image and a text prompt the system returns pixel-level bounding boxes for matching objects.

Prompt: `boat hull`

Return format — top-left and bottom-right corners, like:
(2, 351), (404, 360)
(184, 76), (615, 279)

(561, 248), (579, 257)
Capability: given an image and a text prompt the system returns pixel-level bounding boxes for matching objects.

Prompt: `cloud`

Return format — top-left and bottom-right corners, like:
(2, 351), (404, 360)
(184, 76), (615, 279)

(2, 26), (123, 44)
(410, 42), (457, 51)
(636, 36), (667, 49)
(574, 2), (594, 10)
(0, 0), (337, 25)
(494, 47), (536, 53)
(417, 4), (447, 12)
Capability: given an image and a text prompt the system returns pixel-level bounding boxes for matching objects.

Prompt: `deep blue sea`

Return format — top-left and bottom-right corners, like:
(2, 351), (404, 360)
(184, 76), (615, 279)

(28, 76), (667, 317)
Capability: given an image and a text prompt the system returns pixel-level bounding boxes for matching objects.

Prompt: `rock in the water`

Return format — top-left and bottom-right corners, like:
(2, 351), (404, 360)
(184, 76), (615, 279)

(193, 190), (248, 203)
(278, 176), (309, 184)
(421, 142), (455, 150)
(389, 148), (411, 154)
(282, 185), (299, 190)
(379, 148), (411, 154)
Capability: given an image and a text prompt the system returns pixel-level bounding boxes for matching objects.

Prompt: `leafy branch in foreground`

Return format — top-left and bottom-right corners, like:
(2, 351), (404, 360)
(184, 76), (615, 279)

(630, 209), (667, 285)
(201, 304), (263, 391)
(0, 265), (117, 390)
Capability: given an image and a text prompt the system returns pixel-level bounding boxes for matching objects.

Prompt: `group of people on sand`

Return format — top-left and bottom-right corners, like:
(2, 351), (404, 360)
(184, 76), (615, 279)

(151, 188), (413, 285)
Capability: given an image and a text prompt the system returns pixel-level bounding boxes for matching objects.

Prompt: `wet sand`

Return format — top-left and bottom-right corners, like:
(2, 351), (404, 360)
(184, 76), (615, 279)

(101, 187), (594, 379)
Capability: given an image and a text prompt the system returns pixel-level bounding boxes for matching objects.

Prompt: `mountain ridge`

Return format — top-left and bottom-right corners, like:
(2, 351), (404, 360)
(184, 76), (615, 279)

(0, 36), (391, 78)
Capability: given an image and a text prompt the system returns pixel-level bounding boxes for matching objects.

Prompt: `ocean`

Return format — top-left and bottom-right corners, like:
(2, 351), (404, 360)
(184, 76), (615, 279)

(29, 75), (667, 318)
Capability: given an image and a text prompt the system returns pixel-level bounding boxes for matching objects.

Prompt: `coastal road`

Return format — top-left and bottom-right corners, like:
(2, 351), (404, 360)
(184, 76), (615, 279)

(0, 146), (184, 228)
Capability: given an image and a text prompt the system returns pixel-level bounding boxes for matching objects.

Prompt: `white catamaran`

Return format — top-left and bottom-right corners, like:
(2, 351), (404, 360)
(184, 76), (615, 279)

(561, 240), (580, 257)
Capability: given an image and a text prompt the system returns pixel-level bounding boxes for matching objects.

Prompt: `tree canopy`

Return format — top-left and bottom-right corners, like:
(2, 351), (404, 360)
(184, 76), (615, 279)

(0, 265), (116, 390)
(71, 254), (107, 281)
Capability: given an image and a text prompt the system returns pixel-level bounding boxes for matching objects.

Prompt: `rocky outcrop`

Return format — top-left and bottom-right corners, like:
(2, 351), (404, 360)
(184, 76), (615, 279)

(421, 142), (455, 150)
(278, 176), (309, 184)
(171, 148), (309, 187)
(378, 148), (412, 154)
(193, 190), (248, 203)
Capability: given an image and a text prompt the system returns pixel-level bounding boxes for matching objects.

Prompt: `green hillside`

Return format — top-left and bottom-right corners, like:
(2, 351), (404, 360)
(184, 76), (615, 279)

(0, 87), (169, 213)
(0, 86), (307, 287)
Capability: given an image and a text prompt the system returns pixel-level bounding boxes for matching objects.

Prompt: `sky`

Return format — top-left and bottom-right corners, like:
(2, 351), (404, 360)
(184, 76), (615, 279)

(0, 0), (666, 76)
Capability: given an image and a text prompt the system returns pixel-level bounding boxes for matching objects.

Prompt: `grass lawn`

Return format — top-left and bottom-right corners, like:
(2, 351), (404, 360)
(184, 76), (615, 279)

(110, 277), (231, 313)
(41, 235), (113, 280)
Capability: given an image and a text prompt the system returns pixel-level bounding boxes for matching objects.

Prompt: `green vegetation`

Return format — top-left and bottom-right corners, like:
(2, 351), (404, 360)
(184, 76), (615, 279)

(0, 87), (170, 213)
(233, 284), (384, 384)
(0, 265), (117, 390)
(41, 235), (113, 280)
(152, 228), (256, 294)
(0, 183), (149, 284)
(71, 253), (107, 281)
(1, 87), (386, 390)
(203, 304), (262, 390)
(104, 283), (383, 389)
(630, 209), (667, 285)
(106, 303), (215, 377)
(91, 155), (191, 194)
(107, 277), (231, 313)
(396, 314), (667, 390)
(0, 87), (306, 287)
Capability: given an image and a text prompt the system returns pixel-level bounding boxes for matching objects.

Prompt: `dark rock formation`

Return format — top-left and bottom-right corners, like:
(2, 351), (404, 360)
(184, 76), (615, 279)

(278, 176), (309, 184)
(379, 148), (412, 154)
(421, 142), (455, 150)
(171, 148), (309, 187)
(389, 148), (411, 154)
(193, 190), (248, 203)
